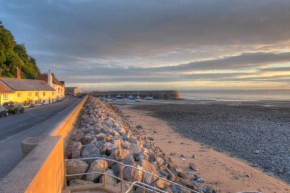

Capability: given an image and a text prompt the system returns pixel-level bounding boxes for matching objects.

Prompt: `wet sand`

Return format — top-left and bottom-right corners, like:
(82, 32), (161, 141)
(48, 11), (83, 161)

(116, 104), (290, 193)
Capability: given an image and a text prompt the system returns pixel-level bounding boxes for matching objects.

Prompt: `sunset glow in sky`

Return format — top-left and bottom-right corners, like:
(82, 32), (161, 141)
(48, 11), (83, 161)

(1, 0), (290, 90)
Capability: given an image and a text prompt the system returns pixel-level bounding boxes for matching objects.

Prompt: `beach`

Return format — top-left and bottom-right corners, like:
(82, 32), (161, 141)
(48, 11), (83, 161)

(113, 99), (290, 192)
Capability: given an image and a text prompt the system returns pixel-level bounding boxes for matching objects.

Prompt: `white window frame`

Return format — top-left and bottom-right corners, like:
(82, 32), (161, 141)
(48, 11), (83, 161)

(17, 93), (22, 98)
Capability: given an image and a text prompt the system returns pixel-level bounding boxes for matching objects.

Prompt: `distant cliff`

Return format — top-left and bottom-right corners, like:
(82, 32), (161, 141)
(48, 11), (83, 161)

(92, 90), (180, 100)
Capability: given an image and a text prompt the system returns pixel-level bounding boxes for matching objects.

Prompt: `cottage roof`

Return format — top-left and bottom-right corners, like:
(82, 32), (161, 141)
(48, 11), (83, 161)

(37, 73), (64, 86)
(65, 87), (77, 92)
(0, 81), (14, 93)
(0, 78), (55, 91)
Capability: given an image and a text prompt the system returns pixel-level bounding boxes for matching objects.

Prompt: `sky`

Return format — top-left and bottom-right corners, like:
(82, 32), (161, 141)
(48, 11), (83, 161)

(1, 0), (290, 91)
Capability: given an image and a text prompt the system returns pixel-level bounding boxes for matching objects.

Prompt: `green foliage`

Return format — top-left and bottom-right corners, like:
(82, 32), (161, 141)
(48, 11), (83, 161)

(0, 22), (41, 78)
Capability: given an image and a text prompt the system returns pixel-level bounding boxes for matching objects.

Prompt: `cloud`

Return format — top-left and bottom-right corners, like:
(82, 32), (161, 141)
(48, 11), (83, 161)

(1, 0), (290, 89)
(260, 67), (290, 72)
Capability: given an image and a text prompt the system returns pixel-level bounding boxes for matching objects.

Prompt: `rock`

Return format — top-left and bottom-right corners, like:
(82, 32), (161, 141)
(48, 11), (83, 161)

(196, 177), (206, 183)
(111, 139), (122, 146)
(123, 165), (143, 182)
(164, 168), (176, 181)
(67, 160), (89, 180)
(138, 159), (158, 184)
(136, 125), (143, 130)
(130, 143), (142, 153)
(81, 136), (97, 145)
(71, 142), (82, 159)
(108, 148), (126, 167)
(170, 153), (176, 156)
(96, 133), (107, 141)
(147, 153), (157, 162)
(189, 163), (199, 171)
(155, 157), (165, 167)
(163, 185), (173, 193)
(86, 159), (108, 181)
(155, 178), (171, 189)
(69, 179), (94, 186)
(113, 126), (126, 134)
(100, 169), (117, 186)
(121, 141), (131, 149)
(191, 154), (197, 159)
(133, 152), (149, 162)
(184, 180), (198, 189)
(104, 142), (119, 155)
(128, 137), (139, 144)
(95, 140), (107, 154)
(73, 133), (83, 141)
(203, 186), (216, 193)
(81, 144), (101, 160)
(147, 137), (154, 141)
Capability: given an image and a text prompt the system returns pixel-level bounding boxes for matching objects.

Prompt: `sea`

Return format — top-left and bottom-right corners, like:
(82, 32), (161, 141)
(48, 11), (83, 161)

(179, 90), (290, 102)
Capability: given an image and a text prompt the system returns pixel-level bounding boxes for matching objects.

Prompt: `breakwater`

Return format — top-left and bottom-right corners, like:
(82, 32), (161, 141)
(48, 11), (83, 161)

(92, 90), (180, 100)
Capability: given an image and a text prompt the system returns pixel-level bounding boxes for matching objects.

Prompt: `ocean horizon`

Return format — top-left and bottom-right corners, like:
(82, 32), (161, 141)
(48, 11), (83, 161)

(179, 90), (290, 102)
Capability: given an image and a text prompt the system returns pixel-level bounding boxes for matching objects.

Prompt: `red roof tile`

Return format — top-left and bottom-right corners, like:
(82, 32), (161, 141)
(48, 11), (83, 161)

(0, 81), (14, 93)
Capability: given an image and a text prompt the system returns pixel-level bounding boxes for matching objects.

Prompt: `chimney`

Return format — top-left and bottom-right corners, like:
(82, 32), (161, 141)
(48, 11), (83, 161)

(16, 67), (21, 79)
(48, 70), (53, 86)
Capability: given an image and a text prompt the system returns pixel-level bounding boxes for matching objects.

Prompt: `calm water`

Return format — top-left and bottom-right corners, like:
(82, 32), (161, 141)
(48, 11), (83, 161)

(179, 90), (290, 101)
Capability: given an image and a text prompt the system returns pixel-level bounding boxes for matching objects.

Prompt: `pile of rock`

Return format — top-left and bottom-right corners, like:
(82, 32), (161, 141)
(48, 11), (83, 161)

(67, 97), (215, 193)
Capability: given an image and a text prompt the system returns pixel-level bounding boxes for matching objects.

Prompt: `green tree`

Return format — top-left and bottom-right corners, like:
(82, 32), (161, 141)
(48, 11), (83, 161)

(0, 21), (41, 78)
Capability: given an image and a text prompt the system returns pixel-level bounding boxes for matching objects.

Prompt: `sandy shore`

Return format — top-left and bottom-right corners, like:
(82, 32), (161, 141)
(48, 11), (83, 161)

(116, 104), (290, 193)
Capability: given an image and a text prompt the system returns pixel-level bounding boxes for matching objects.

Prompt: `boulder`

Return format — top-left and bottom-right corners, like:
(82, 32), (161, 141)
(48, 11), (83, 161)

(80, 136), (97, 145)
(123, 166), (143, 182)
(108, 148), (126, 167)
(86, 159), (108, 181)
(164, 168), (176, 181)
(189, 163), (199, 171)
(96, 133), (107, 141)
(121, 141), (131, 149)
(130, 143), (142, 154)
(113, 126), (126, 134)
(100, 169), (118, 186)
(155, 157), (165, 167)
(95, 140), (107, 154)
(155, 178), (171, 189)
(111, 139), (122, 146)
(67, 160), (89, 180)
(73, 133), (83, 141)
(138, 159), (158, 184)
(81, 144), (101, 159)
(104, 142), (119, 155)
(69, 179), (94, 186)
(111, 154), (135, 176)
(71, 142), (82, 159)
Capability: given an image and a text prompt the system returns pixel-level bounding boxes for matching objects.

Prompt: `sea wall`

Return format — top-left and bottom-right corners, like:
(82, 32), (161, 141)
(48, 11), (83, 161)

(92, 90), (180, 100)
(0, 96), (88, 193)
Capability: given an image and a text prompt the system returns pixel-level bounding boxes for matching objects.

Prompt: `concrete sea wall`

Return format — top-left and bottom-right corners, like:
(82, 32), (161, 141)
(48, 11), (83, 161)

(0, 95), (88, 193)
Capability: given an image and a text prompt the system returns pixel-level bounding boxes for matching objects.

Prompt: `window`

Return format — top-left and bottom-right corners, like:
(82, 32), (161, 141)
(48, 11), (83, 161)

(43, 92), (46, 96)
(52, 91), (54, 96)
(43, 100), (45, 104)
(35, 92), (38, 97)
(35, 100), (38, 104)
(3, 94), (8, 99)
(17, 93), (22, 97)
(28, 92), (32, 97)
